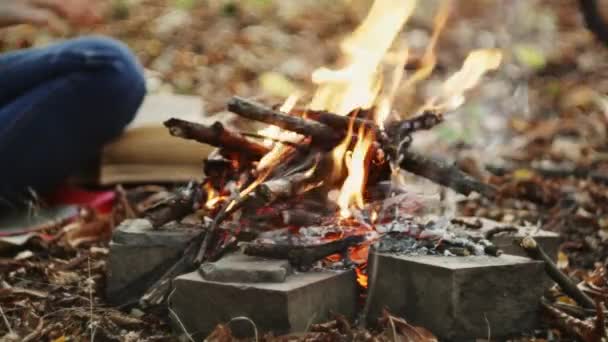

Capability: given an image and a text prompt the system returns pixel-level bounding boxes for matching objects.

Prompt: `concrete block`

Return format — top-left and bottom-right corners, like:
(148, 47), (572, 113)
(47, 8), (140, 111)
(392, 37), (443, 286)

(452, 217), (561, 260)
(367, 252), (545, 340)
(106, 219), (201, 305)
(491, 231), (560, 261)
(169, 270), (357, 338)
(200, 254), (292, 283)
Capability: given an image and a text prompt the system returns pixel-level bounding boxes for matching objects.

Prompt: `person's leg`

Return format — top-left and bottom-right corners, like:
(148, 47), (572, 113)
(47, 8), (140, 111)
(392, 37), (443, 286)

(0, 36), (146, 203)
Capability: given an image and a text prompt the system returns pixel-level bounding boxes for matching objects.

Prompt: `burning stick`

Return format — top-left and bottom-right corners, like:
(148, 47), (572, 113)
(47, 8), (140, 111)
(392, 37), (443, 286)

(398, 151), (498, 199)
(299, 109), (381, 135)
(244, 235), (365, 268)
(227, 96), (341, 148)
(164, 118), (270, 158)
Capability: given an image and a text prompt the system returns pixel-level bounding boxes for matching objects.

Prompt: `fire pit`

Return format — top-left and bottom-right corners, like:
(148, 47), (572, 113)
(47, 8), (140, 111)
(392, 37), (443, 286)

(105, 0), (555, 339)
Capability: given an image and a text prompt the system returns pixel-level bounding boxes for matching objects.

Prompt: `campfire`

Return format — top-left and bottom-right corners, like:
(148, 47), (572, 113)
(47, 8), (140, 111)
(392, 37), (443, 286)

(139, 0), (505, 306)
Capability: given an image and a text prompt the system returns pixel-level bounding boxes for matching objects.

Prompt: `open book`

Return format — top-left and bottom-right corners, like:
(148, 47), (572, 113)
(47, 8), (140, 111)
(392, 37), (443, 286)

(99, 94), (213, 184)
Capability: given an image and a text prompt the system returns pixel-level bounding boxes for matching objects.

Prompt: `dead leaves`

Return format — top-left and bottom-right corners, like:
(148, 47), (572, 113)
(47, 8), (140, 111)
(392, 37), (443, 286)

(203, 310), (438, 342)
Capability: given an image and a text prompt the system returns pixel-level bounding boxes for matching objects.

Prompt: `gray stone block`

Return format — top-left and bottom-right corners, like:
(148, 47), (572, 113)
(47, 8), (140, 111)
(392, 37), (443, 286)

(169, 270), (357, 338)
(453, 217), (561, 261)
(200, 254), (292, 283)
(106, 219), (201, 305)
(491, 230), (560, 261)
(367, 252), (545, 340)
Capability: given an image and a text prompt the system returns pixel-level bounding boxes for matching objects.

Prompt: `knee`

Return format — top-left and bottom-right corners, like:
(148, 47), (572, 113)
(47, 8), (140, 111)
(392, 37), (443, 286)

(66, 36), (147, 128)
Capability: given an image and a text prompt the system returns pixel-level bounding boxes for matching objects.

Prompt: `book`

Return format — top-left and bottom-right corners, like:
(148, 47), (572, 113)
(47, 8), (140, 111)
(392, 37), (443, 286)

(99, 93), (214, 184)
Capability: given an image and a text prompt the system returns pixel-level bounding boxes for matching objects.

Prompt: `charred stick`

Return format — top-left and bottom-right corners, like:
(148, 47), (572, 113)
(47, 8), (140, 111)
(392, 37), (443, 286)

(144, 182), (202, 228)
(384, 110), (444, 138)
(140, 233), (202, 306)
(299, 109), (380, 135)
(282, 209), (323, 226)
(164, 118), (269, 158)
(256, 171), (315, 203)
(521, 237), (596, 310)
(227, 96), (341, 148)
(195, 190), (255, 263)
(399, 151), (498, 199)
(244, 235), (365, 268)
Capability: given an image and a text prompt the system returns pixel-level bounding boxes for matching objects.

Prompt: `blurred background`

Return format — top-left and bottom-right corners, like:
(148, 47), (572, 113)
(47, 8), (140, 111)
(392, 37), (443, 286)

(1, 0), (606, 165)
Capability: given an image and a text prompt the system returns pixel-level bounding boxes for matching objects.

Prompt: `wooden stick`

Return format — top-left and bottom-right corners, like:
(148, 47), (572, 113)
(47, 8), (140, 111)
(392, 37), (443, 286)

(140, 234), (202, 307)
(521, 237), (596, 310)
(384, 110), (443, 137)
(399, 151), (498, 199)
(256, 171), (315, 203)
(164, 118), (269, 158)
(227, 96), (340, 148)
(144, 182), (201, 228)
(300, 109), (380, 134)
(244, 235), (365, 268)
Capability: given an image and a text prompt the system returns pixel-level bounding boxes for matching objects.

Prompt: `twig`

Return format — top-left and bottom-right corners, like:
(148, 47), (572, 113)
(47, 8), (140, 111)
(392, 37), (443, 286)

(166, 289), (196, 342)
(228, 96), (340, 148)
(22, 318), (44, 342)
(87, 257), (97, 342)
(195, 194), (238, 264)
(140, 235), (203, 307)
(244, 235), (365, 268)
(0, 304), (13, 336)
(164, 118), (269, 157)
(398, 151), (498, 199)
(144, 182), (201, 228)
(227, 316), (259, 342)
(521, 237), (596, 309)
(484, 314), (491, 342)
(542, 301), (596, 340)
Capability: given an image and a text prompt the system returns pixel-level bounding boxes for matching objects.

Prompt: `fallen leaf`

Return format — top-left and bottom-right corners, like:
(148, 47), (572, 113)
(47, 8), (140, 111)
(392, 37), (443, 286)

(63, 218), (111, 248)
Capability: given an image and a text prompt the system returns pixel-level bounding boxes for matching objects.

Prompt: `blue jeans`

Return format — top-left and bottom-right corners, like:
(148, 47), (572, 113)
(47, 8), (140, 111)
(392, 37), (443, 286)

(0, 36), (146, 203)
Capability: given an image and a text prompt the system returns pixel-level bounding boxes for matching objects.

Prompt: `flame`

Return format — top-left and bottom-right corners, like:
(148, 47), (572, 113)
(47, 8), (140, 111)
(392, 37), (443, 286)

(226, 167), (274, 212)
(204, 182), (226, 209)
(329, 113), (357, 183)
(308, 0), (417, 217)
(309, 0), (417, 115)
(401, 0), (451, 92)
(370, 210), (378, 224)
(429, 48), (503, 111)
(337, 127), (375, 217)
(257, 93), (303, 172)
(355, 267), (368, 288)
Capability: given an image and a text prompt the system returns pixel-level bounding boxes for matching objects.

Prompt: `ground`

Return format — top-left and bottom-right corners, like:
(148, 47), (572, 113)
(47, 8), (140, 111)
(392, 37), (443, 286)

(1, 0), (608, 340)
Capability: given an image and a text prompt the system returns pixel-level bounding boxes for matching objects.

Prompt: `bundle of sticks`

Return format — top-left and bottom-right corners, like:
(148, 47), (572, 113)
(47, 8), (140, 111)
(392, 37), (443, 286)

(139, 96), (498, 305)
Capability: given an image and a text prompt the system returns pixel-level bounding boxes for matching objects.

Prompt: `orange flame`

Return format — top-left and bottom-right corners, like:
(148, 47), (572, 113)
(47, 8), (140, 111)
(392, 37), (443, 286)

(355, 267), (368, 288)
(257, 93), (303, 172)
(309, 0), (417, 115)
(337, 126), (375, 217)
(309, 0), (417, 216)
(204, 182), (226, 209)
(429, 48), (503, 111)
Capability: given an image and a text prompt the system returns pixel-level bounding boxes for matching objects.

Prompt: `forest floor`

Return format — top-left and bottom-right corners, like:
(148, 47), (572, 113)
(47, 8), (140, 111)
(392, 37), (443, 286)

(1, 0), (608, 340)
